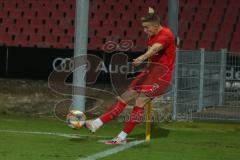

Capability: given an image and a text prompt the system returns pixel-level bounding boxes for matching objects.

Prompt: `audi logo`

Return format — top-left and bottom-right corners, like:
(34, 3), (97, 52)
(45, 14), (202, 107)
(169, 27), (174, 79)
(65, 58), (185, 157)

(52, 57), (74, 72)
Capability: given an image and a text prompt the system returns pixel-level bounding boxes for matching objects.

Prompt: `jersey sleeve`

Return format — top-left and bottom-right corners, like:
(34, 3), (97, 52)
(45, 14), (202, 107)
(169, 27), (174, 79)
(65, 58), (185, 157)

(155, 33), (173, 49)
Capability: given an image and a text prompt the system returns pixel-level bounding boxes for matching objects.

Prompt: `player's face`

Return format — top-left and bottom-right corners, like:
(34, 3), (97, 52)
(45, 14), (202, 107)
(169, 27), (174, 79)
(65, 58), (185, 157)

(142, 22), (159, 37)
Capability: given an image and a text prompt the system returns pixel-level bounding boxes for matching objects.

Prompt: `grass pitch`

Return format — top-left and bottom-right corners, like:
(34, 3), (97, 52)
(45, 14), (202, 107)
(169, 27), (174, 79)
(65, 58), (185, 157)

(0, 115), (240, 160)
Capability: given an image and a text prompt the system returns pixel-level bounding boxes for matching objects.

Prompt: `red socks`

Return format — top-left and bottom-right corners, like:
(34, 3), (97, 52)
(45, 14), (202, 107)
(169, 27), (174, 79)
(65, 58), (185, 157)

(99, 101), (144, 135)
(100, 100), (126, 123)
(123, 106), (144, 134)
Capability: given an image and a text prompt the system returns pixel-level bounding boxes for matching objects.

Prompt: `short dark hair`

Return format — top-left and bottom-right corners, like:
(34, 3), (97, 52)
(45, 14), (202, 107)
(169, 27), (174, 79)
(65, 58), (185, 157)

(141, 12), (160, 24)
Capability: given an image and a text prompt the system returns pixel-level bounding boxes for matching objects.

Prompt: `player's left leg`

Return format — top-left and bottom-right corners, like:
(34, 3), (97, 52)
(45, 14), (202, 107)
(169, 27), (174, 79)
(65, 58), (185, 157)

(85, 90), (139, 133)
(105, 94), (151, 144)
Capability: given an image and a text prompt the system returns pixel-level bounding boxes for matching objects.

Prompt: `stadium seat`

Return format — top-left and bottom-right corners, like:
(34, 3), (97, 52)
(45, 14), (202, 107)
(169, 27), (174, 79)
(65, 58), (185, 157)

(29, 34), (43, 45)
(178, 29), (186, 40)
(59, 35), (73, 48)
(190, 21), (204, 31)
(125, 29), (140, 38)
(179, 12), (194, 22)
(120, 12), (136, 21)
(96, 29), (109, 37)
(198, 40), (213, 50)
(230, 41), (240, 52)
(116, 20), (130, 28)
(6, 25), (21, 35)
(201, 30), (216, 41)
(59, 19), (73, 27)
(0, 33), (13, 45)
(187, 0), (200, 6)
(186, 29), (201, 41)
(182, 39), (197, 50)
(52, 27), (66, 35)
(44, 35), (58, 47)
(110, 28), (125, 38)
(194, 11), (209, 23)
(8, 10), (22, 19)
(134, 38), (147, 52)
(88, 37), (103, 50)
(214, 39), (229, 51)
(2, 1), (17, 10)
(102, 21), (115, 28)
(36, 10), (50, 18)
(14, 34), (29, 46)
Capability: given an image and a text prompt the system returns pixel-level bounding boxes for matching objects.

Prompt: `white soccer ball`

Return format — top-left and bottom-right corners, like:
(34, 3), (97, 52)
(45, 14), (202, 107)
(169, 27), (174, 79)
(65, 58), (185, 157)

(66, 110), (86, 129)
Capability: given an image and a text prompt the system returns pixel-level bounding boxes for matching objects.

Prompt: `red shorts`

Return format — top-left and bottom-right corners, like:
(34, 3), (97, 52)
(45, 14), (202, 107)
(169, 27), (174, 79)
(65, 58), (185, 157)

(128, 67), (172, 99)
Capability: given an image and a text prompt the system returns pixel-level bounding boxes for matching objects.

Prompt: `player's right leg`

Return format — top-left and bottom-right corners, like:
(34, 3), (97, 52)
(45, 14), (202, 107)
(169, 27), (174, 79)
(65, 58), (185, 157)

(85, 90), (138, 133)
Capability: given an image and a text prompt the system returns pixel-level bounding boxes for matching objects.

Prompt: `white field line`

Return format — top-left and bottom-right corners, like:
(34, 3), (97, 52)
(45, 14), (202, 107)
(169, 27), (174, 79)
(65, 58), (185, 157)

(0, 129), (137, 140)
(78, 140), (145, 160)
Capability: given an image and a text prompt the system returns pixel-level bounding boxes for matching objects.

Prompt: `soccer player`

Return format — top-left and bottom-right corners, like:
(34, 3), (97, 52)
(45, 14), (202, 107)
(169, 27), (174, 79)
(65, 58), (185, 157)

(85, 7), (176, 144)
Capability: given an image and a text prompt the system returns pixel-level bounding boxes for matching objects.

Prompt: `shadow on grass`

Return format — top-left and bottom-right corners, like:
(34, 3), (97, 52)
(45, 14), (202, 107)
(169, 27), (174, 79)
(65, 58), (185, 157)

(131, 124), (170, 140)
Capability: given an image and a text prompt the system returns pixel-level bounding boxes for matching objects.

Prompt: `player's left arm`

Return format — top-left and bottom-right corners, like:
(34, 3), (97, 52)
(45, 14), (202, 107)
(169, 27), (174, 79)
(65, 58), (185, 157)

(133, 43), (163, 66)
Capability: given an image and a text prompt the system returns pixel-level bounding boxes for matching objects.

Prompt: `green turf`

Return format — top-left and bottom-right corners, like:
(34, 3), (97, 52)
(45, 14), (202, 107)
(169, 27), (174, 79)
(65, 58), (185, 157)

(0, 115), (240, 160)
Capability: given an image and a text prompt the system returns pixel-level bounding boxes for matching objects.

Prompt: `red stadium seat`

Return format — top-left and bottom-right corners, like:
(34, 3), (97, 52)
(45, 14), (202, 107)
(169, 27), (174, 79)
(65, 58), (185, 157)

(44, 35), (58, 47)
(179, 12), (194, 22)
(36, 10), (50, 18)
(134, 38), (147, 52)
(230, 41), (240, 52)
(190, 21), (204, 31)
(201, 30), (216, 41)
(110, 28), (125, 38)
(36, 26), (50, 35)
(187, 0), (200, 6)
(8, 10), (22, 19)
(186, 29), (201, 41)
(29, 35), (43, 45)
(14, 34), (29, 46)
(102, 21), (115, 28)
(178, 29), (186, 40)
(120, 12), (136, 21)
(22, 10), (36, 19)
(0, 33), (13, 45)
(2, 1), (17, 11)
(106, 12), (121, 20)
(59, 35), (73, 48)
(182, 39), (197, 50)
(6, 25), (21, 35)
(16, 18), (30, 27)
(194, 11), (209, 23)
(201, 0), (214, 8)
(49, 10), (64, 19)
(98, 4), (113, 12)
(214, 39), (229, 51)
(208, 14), (223, 24)
(125, 29), (140, 38)
(59, 19), (73, 27)
(179, 21), (190, 31)
(88, 37), (103, 50)
(52, 27), (66, 35)
(204, 23), (219, 32)
(96, 29), (109, 37)
(2, 18), (15, 27)
(116, 20), (130, 28)
(198, 40), (213, 50)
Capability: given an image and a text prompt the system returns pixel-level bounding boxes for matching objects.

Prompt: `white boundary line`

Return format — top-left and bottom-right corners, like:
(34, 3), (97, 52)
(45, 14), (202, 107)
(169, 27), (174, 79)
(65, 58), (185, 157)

(0, 129), (137, 140)
(0, 129), (142, 160)
(78, 140), (145, 160)
(0, 129), (110, 139)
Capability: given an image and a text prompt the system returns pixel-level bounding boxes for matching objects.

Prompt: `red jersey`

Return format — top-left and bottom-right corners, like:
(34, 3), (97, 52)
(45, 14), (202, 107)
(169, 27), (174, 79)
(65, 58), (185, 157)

(128, 27), (175, 98)
(147, 27), (176, 74)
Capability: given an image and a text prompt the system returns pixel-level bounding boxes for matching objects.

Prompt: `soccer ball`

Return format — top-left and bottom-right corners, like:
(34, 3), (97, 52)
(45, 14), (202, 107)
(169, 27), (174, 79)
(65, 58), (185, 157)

(66, 110), (86, 129)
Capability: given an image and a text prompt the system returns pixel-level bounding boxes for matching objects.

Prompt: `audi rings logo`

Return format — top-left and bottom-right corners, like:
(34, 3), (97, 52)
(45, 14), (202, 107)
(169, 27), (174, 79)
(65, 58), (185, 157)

(52, 58), (74, 72)
(102, 40), (133, 53)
